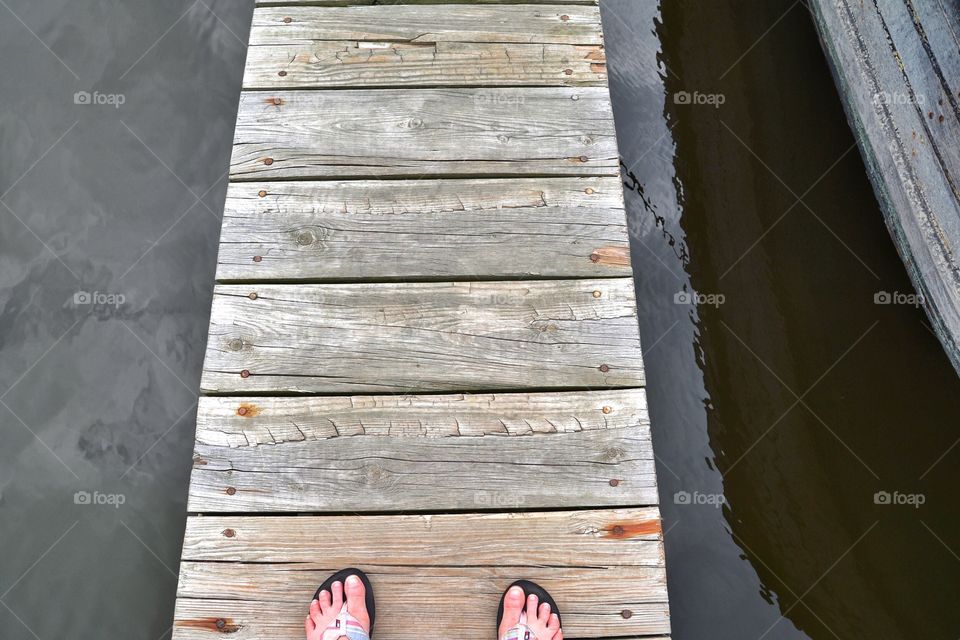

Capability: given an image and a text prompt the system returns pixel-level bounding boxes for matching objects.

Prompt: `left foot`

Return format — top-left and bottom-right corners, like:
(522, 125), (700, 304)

(305, 574), (372, 640)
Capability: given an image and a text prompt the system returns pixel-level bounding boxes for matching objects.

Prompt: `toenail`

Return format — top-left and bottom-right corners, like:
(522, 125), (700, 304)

(346, 574), (361, 585)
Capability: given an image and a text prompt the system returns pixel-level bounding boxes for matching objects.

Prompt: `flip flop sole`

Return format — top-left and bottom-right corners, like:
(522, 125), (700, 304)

(496, 579), (562, 637)
(313, 567), (376, 634)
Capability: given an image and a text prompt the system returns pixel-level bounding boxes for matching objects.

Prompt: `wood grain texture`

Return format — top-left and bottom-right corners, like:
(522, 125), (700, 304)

(218, 177), (629, 281)
(200, 279), (644, 393)
(229, 88), (619, 180)
(174, 564), (668, 639)
(244, 41), (606, 88)
(189, 389), (654, 511)
(250, 5), (601, 45)
(256, 0), (599, 6)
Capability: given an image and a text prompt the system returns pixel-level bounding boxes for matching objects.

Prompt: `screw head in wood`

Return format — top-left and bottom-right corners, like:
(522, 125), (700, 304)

(602, 406), (612, 414)
(585, 187), (595, 194)
(226, 487), (237, 495)
(571, 94), (580, 101)
(258, 190), (267, 198)
(612, 525), (625, 535)
(579, 155), (589, 162)
(263, 157), (274, 165)
(599, 364), (610, 372)
(252, 255), (262, 262)
(237, 407), (248, 416)
(560, 14), (570, 21)
(278, 70), (287, 77)
(592, 290), (602, 298)
(223, 528), (235, 538)
(216, 618), (227, 629)
(248, 292), (258, 300)
(609, 478), (620, 486)
(621, 609), (633, 619)
(283, 16), (292, 23)
(240, 369), (251, 378)
(564, 69), (573, 75)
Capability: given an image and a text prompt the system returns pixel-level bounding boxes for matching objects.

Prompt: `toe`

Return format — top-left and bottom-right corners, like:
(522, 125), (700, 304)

(330, 580), (344, 613)
(344, 574), (371, 631)
(498, 586), (526, 639)
(309, 598), (324, 625)
(526, 593), (539, 620)
(538, 602), (551, 623)
(547, 613), (561, 635)
(318, 589), (332, 615)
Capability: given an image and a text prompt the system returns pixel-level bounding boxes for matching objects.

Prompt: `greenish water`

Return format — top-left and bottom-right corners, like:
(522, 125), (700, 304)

(603, 1), (960, 638)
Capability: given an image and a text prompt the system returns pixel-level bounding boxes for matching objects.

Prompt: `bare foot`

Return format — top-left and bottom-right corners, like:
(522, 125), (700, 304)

(305, 574), (371, 640)
(498, 585), (562, 640)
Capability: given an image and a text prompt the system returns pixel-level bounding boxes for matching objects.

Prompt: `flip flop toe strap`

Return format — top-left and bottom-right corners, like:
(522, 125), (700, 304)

(501, 611), (539, 640)
(321, 602), (369, 640)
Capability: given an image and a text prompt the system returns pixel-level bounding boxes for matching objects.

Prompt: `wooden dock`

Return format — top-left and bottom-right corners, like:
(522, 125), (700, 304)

(173, 1), (669, 639)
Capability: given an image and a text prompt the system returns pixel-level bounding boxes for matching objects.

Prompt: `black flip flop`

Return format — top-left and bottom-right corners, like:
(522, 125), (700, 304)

(312, 567), (376, 635)
(496, 579), (562, 638)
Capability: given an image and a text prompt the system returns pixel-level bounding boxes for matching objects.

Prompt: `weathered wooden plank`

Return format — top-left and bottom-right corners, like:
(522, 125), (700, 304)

(189, 389), (653, 512)
(218, 177), (628, 281)
(174, 564), (668, 639)
(181, 508), (662, 562)
(252, 5), (599, 31)
(200, 279), (644, 394)
(244, 41), (605, 88)
(229, 88), (619, 180)
(256, 0), (598, 5)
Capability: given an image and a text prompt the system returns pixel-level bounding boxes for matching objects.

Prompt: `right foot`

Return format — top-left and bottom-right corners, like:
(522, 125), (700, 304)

(498, 584), (562, 640)
(305, 573), (372, 640)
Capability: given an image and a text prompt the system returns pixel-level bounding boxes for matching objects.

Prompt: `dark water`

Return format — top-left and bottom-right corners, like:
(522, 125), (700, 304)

(0, 1), (253, 638)
(602, 0), (960, 638)
(2, 1), (959, 639)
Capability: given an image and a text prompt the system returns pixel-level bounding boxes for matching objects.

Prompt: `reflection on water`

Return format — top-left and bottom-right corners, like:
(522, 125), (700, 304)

(0, 2), (252, 638)
(604, 1), (960, 638)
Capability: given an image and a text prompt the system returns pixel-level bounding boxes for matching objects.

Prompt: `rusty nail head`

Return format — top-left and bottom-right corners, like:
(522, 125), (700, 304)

(613, 525), (625, 535)
(585, 187), (595, 194)
(621, 609), (633, 619)
(599, 364), (610, 372)
(253, 255), (262, 262)
(216, 618), (227, 629)
(264, 157), (274, 165)
(283, 16), (292, 23)
(278, 70), (287, 77)
(592, 290), (602, 298)
(223, 528), (235, 538)
(240, 369), (250, 378)
(602, 406), (612, 414)
(237, 407), (248, 416)
(579, 155), (588, 162)
(560, 14), (570, 21)
(609, 478), (619, 487)
(564, 69), (573, 75)
(248, 292), (258, 300)
(226, 487), (237, 495)
(590, 253), (600, 263)
(258, 190), (267, 197)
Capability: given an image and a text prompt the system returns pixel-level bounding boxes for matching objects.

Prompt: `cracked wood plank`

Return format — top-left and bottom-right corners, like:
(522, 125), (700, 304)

(200, 279), (644, 394)
(217, 177), (629, 281)
(249, 5), (601, 45)
(244, 40), (606, 88)
(230, 87), (618, 180)
(174, 563), (668, 640)
(189, 389), (653, 511)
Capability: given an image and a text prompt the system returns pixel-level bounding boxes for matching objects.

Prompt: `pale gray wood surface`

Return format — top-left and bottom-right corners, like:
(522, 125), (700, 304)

(229, 88), (619, 180)
(189, 389), (654, 511)
(245, 41), (606, 88)
(200, 279), (644, 393)
(257, 0), (601, 4)
(218, 177), (629, 281)
(250, 5), (602, 45)
(174, 563), (668, 639)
